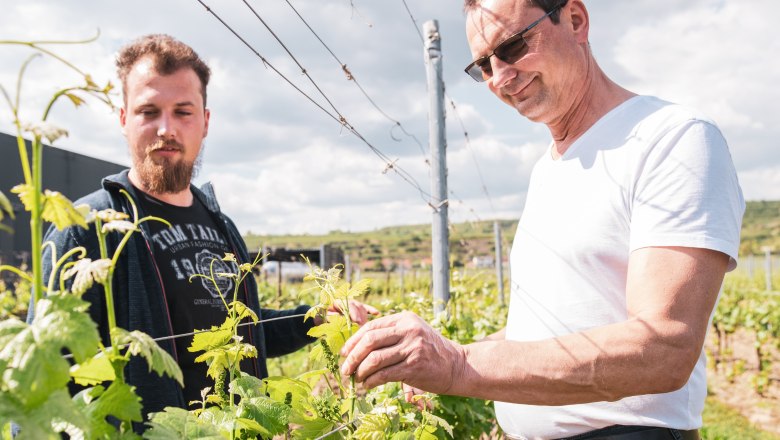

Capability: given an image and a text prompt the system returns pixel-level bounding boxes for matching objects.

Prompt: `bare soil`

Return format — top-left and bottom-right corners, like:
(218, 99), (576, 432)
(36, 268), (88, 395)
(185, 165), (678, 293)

(706, 328), (780, 434)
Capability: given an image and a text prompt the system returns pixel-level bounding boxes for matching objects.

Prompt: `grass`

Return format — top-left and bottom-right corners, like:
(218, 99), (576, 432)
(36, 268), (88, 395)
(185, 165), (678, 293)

(702, 395), (780, 440)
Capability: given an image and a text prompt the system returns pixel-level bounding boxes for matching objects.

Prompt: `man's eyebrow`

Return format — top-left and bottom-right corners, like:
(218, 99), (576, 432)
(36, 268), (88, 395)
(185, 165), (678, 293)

(175, 101), (196, 107)
(134, 103), (157, 110)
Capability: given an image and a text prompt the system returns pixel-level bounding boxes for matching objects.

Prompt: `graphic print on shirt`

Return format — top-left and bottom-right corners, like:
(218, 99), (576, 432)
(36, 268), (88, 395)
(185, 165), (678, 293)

(135, 190), (256, 404)
(148, 222), (237, 305)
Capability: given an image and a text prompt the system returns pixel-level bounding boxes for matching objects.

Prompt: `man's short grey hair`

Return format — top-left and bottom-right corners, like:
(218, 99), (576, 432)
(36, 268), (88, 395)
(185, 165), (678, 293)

(464, 0), (567, 24)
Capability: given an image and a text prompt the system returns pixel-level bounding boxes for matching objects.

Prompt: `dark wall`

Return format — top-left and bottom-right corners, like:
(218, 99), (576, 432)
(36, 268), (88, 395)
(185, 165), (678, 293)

(0, 131), (126, 266)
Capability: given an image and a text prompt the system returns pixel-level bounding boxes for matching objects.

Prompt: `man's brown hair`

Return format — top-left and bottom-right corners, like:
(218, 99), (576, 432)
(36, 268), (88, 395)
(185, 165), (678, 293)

(115, 34), (211, 105)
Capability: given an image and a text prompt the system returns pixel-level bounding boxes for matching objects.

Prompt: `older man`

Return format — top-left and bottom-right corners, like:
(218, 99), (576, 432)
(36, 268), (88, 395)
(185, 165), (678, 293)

(340, 1), (744, 439)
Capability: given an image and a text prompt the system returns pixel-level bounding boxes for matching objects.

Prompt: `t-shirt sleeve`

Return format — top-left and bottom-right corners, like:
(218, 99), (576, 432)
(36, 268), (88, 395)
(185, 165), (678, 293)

(629, 119), (745, 270)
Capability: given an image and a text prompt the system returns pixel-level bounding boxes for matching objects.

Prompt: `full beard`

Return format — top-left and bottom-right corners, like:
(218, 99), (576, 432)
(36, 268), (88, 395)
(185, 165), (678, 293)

(133, 139), (200, 194)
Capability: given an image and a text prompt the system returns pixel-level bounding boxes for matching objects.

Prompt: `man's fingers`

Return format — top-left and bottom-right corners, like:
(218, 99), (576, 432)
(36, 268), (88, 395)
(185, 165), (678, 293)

(352, 346), (406, 383)
(340, 313), (407, 357)
(348, 302), (367, 326)
(340, 323), (403, 376)
(327, 300), (380, 326)
(405, 389), (432, 411)
(347, 300), (377, 325)
(361, 359), (409, 390)
(403, 383), (428, 409)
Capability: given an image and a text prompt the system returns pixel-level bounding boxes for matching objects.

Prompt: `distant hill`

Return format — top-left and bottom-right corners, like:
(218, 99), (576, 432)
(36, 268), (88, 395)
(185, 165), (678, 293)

(244, 220), (517, 271)
(740, 200), (780, 254)
(244, 201), (780, 269)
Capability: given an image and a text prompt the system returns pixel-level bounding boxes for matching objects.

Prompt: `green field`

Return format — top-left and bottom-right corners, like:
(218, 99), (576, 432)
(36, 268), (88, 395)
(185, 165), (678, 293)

(245, 201), (780, 270)
(702, 396), (780, 440)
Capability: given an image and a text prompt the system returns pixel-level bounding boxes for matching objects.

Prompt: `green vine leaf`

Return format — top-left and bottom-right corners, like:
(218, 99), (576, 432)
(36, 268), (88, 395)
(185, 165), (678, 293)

(304, 305), (320, 322)
(353, 413), (391, 440)
(389, 431), (416, 440)
(73, 381), (143, 437)
(237, 396), (291, 438)
(144, 407), (224, 440)
(0, 190), (15, 221)
(194, 342), (257, 380)
(1, 388), (88, 440)
(113, 328), (184, 386)
(307, 314), (357, 365)
(291, 417), (335, 440)
(346, 278), (373, 299)
(63, 91), (84, 107)
(11, 185), (88, 230)
(228, 300), (258, 324)
(36, 294), (101, 362)
(61, 257), (111, 295)
(413, 424), (445, 440)
(10, 184), (34, 211)
(421, 411), (453, 438)
(197, 406), (236, 433)
(233, 417), (266, 437)
(261, 376), (317, 423)
(101, 219), (137, 234)
(229, 374), (266, 400)
(189, 321), (234, 354)
(93, 208), (130, 223)
(41, 190), (88, 230)
(0, 295), (99, 408)
(69, 352), (114, 386)
(0, 321), (69, 407)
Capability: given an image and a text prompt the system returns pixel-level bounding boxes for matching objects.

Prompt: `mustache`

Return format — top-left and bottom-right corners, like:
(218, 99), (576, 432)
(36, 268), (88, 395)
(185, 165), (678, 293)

(146, 138), (184, 153)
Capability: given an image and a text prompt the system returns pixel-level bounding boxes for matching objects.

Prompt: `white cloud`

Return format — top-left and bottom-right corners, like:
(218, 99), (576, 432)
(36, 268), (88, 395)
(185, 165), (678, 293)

(738, 168), (780, 201)
(612, 0), (779, 170)
(1, 0), (776, 235)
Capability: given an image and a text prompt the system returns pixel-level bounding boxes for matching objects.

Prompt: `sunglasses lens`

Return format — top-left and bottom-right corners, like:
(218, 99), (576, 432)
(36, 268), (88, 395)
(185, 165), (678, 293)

(495, 35), (528, 65)
(466, 59), (491, 82)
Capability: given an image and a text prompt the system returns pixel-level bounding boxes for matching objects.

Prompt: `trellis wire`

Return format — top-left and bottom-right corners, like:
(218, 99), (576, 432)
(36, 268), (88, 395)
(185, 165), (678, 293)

(62, 312), (307, 360)
(195, 0), (434, 206)
(283, 0), (429, 158)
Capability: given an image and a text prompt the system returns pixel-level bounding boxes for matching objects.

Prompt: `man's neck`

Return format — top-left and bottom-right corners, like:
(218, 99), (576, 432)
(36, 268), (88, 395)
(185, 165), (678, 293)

(128, 168), (194, 207)
(548, 59), (635, 160)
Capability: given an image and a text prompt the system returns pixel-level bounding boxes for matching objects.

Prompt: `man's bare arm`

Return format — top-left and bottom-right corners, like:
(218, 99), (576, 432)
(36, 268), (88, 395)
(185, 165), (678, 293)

(341, 246), (728, 405)
(476, 328), (506, 342)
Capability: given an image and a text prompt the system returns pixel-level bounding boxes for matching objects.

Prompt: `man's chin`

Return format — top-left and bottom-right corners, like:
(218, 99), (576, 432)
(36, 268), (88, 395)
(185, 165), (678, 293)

(508, 97), (547, 122)
(148, 156), (179, 167)
(133, 162), (193, 194)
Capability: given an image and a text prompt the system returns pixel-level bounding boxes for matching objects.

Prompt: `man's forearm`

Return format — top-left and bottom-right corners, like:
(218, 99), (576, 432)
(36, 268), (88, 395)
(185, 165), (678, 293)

(451, 317), (697, 405)
(476, 327), (506, 342)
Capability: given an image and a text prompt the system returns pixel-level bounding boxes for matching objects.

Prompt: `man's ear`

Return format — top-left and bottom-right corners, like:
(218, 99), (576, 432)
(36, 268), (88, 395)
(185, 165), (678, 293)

(119, 106), (127, 137)
(568, 0), (590, 45)
(203, 108), (211, 138)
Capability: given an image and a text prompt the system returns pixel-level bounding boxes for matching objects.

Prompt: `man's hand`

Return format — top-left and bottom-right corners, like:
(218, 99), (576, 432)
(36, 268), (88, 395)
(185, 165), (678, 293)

(314, 300), (379, 326)
(402, 383), (433, 410)
(339, 311), (466, 394)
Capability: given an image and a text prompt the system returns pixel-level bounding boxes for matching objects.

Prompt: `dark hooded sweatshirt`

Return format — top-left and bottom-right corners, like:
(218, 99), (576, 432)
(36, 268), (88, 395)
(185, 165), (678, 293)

(36, 169), (314, 430)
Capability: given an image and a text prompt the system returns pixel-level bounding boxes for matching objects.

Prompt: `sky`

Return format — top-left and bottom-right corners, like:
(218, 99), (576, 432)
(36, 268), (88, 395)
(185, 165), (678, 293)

(1, 0), (778, 235)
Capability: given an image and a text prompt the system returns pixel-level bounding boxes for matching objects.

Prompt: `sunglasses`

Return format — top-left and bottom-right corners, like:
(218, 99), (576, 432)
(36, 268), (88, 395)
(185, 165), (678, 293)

(464, 3), (565, 82)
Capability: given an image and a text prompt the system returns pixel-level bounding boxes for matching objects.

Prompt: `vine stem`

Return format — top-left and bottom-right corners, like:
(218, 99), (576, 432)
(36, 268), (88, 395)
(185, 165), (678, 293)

(337, 295), (358, 425)
(30, 137), (43, 304)
(0, 265), (32, 283)
(95, 218), (118, 354)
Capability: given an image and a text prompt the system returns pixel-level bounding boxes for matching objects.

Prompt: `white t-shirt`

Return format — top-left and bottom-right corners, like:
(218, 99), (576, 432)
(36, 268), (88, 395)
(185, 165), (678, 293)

(496, 96), (745, 439)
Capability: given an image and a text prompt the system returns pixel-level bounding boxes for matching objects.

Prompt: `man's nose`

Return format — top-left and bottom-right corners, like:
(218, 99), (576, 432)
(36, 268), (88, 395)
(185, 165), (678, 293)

(489, 56), (518, 89)
(156, 113), (175, 138)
